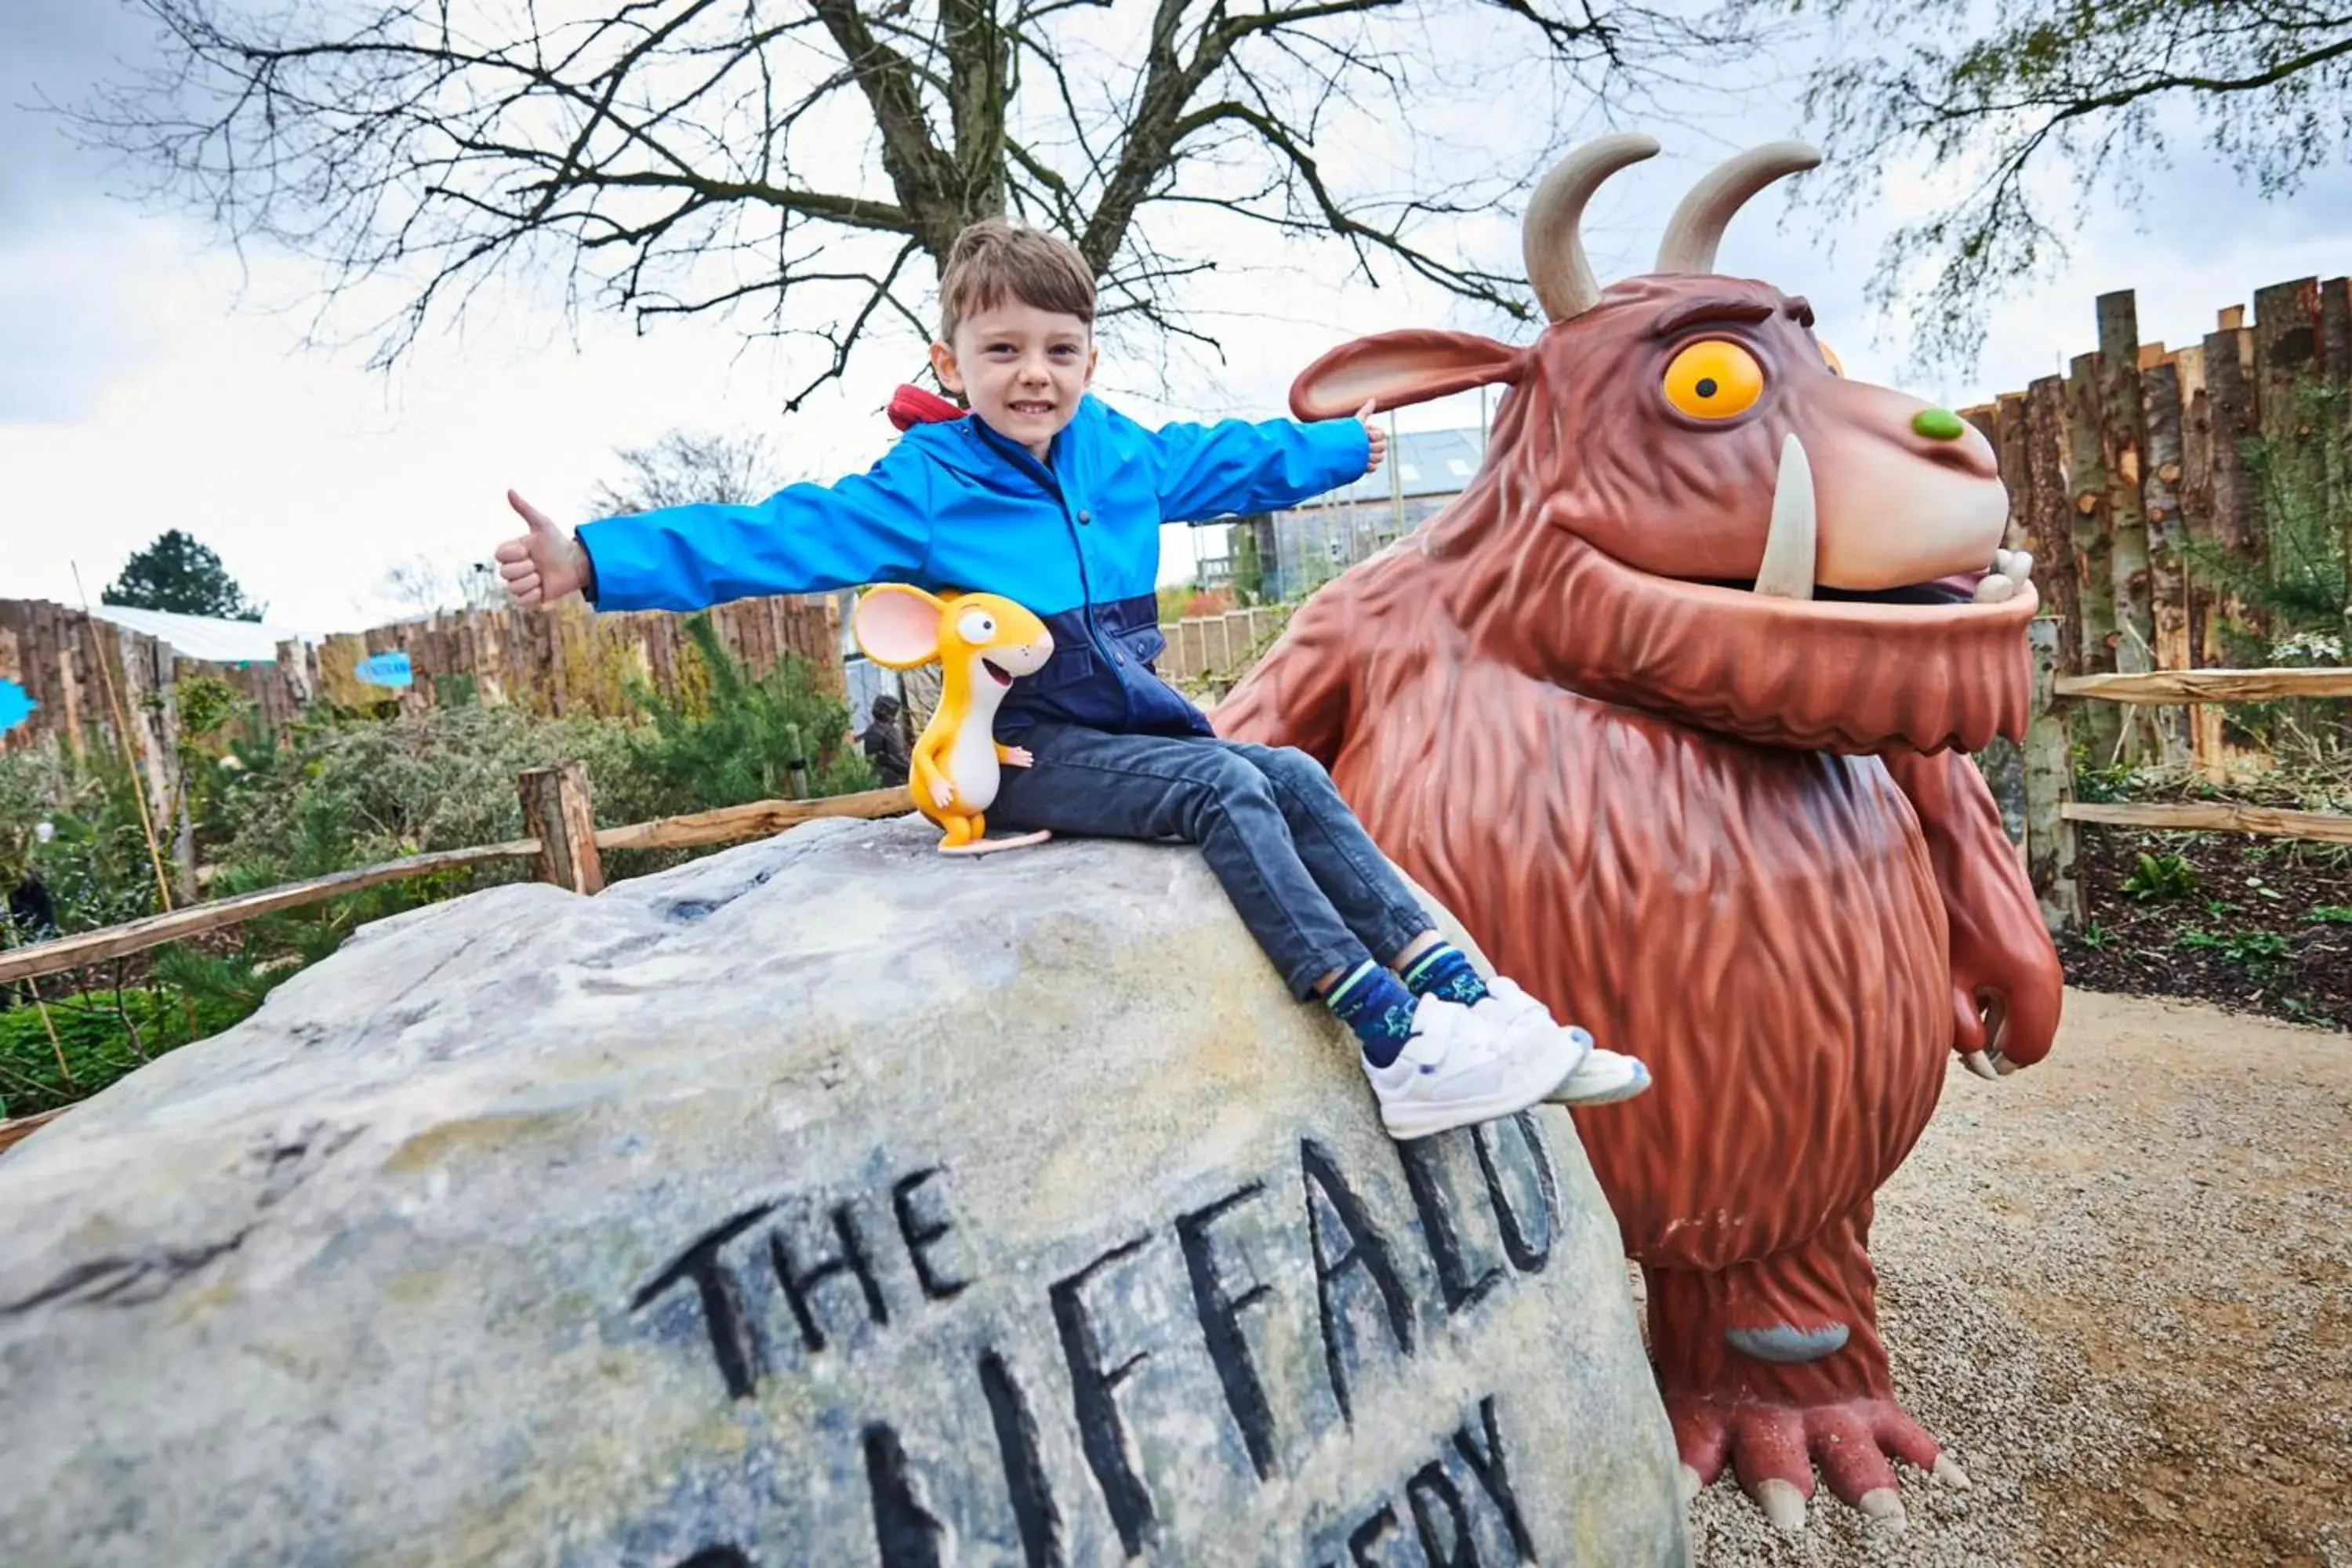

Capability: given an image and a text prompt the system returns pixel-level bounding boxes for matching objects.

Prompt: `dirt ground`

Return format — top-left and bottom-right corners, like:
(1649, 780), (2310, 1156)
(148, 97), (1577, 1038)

(1687, 989), (2352, 1567)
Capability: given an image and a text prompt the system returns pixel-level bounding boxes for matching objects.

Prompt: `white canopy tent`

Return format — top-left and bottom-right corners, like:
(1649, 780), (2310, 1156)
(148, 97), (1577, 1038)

(83, 605), (322, 666)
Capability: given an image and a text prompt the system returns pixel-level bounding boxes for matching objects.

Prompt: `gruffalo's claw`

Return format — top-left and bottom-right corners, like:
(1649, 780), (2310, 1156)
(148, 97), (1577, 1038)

(1960, 1049), (1999, 1080)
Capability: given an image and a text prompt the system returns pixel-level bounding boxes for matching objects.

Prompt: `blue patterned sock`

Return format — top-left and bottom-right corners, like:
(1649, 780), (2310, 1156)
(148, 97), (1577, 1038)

(1399, 942), (1490, 1007)
(1327, 960), (1419, 1068)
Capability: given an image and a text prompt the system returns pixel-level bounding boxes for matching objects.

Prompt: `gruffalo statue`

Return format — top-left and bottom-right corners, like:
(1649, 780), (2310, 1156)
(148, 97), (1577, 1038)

(1215, 133), (2066, 1532)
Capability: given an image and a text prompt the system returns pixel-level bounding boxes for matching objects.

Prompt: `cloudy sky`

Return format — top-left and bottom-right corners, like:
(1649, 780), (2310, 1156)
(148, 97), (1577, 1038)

(4, 0), (2349, 635)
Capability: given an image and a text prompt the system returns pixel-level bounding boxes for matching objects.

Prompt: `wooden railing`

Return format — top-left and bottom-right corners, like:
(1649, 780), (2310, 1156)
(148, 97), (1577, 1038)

(0, 774), (916, 989)
(2024, 651), (2351, 929)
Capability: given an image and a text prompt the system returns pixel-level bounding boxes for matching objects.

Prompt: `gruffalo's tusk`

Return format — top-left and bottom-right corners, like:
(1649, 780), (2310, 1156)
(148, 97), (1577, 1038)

(1753, 433), (1817, 600)
(1523, 132), (1661, 323)
(1655, 141), (1823, 276)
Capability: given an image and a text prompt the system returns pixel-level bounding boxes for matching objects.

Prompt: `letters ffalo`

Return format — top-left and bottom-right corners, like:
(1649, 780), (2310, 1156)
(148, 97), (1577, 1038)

(626, 1112), (1589, 1566)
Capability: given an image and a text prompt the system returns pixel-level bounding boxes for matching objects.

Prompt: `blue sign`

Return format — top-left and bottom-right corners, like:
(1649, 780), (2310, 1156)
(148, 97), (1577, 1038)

(0, 677), (34, 735)
(354, 652), (414, 689)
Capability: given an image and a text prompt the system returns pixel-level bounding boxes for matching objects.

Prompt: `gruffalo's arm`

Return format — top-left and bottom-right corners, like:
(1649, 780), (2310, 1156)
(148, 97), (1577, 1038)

(1882, 746), (2064, 1073)
(1209, 585), (1359, 764)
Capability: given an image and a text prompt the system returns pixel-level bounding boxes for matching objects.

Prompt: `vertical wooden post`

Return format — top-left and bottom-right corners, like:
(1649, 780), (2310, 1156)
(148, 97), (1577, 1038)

(518, 761), (604, 895)
(2140, 359), (2194, 762)
(2022, 376), (2082, 674)
(782, 722), (811, 801)
(2065, 352), (2122, 761)
(2022, 618), (2082, 933)
(2096, 292), (2157, 761)
(2202, 323), (2259, 658)
(2175, 347), (2230, 779)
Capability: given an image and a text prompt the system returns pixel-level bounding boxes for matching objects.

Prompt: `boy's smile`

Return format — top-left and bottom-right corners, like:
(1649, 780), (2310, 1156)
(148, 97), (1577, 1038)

(930, 299), (1098, 461)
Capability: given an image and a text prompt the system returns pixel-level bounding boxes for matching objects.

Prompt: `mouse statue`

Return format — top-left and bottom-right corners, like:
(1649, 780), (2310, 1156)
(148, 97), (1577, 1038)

(1214, 135), (2066, 1531)
(853, 584), (1057, 855)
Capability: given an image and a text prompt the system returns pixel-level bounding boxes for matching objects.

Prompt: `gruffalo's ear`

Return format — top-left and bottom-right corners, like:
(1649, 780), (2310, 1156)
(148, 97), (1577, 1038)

(1290, 329), (1526, 422)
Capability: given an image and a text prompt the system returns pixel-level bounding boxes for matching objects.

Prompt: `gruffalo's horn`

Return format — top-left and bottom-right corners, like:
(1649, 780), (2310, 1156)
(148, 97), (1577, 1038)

(1523, 132), (1661, 323)
(1653, 141), (1823, 276)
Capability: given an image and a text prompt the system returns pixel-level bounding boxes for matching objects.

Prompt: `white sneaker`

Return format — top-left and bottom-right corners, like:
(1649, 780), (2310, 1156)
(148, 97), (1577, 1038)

(1543, 1025), (1653, 1106)
(1467, 975), (1653, 1108)
(1363, 993), (1584, 1141)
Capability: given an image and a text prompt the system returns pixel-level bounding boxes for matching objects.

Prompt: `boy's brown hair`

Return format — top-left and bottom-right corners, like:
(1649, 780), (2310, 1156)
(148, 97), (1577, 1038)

(938, 220), (1095, 341)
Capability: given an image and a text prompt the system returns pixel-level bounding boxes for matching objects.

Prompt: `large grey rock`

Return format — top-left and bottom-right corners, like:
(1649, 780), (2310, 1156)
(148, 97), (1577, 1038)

(0, 817), (1686, 1567)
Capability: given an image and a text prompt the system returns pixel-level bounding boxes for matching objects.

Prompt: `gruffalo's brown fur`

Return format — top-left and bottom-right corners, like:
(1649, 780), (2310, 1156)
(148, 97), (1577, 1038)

(1216, 135), (2064, 1530)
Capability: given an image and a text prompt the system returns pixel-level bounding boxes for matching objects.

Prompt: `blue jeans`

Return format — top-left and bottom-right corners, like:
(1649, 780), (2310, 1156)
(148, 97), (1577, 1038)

(989, 723), (1436, 998)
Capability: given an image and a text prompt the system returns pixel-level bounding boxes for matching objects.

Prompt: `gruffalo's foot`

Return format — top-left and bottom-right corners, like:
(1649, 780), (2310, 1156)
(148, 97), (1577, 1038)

(1643, 1211), (1965, 1530)
(1667, 1388), (1969, 1532)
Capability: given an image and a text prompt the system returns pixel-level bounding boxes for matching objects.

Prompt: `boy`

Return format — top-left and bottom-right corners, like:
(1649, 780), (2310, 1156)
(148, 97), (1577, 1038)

(495, 220), (1647, 1139)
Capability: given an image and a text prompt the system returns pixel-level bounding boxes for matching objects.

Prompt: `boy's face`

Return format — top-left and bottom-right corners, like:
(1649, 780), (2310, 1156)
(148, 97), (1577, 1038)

(930, 299), (1097, 459)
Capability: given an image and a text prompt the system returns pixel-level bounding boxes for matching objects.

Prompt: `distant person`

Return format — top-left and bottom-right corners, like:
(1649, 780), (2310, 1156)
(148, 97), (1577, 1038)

(860, 694), (913, 788)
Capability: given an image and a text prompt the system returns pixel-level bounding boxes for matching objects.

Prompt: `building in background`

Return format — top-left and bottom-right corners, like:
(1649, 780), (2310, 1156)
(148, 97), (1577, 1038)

(1191, 426), (1486, 603)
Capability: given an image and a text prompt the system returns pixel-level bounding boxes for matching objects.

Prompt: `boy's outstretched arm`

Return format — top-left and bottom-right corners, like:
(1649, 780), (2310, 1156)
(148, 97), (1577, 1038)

(495, 456), (935, 613)
(1139, 401), (1386, 524)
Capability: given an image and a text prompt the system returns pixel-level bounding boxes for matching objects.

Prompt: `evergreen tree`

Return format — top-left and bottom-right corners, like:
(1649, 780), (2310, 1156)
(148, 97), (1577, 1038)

(102, 531), (265, 621)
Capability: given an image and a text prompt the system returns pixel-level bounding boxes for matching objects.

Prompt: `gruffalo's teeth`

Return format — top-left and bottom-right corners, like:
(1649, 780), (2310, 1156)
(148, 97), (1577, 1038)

(1753, 433), (1817, 600)
(1972, 573), (2017, 604)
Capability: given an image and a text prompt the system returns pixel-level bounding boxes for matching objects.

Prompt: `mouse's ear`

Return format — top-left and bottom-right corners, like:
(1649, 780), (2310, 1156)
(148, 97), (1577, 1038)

(853, 584), (949, 668)
(851, 583), (950, 667)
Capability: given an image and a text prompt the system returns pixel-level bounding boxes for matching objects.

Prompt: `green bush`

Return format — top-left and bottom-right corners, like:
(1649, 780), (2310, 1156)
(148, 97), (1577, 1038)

(0, 985), (255, 1120)
(622, 613), (874, 815)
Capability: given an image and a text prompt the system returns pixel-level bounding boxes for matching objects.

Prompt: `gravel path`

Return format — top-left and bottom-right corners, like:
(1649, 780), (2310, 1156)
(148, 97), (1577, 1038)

(1687, 989), (2352, 1567)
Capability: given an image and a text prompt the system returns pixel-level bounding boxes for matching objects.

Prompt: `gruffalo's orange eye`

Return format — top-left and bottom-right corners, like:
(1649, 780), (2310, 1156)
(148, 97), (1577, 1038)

(1663, 339), (1765, 420)
(1820, 340), (1846, 377)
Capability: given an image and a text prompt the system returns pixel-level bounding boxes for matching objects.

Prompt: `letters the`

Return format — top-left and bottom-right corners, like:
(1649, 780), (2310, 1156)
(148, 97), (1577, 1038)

(891, 1168), (972, 1301)
(630, 1202), (775, 1401)
(770, 1201), (891, 1353)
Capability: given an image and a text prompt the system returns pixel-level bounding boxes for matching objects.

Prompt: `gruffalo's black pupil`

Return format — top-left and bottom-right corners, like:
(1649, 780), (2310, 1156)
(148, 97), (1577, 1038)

(1696, 377), (1719, 398)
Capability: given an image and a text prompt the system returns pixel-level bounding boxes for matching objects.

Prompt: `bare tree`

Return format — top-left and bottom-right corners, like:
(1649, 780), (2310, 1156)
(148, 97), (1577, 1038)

(1776, 0), (2352, 372)
(74, 0), (1773, 408)
(376, 554), (505, 615)
(590, 428), (789, 514)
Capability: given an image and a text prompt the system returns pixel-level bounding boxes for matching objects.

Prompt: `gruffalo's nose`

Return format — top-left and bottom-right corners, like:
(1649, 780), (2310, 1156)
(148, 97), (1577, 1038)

(1908, 406), (1999, 481)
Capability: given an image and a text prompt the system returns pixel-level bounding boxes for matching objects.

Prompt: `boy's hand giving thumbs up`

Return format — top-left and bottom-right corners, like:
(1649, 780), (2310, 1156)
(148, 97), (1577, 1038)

(1356, 399), (1387, 477)
(494, 491), (591, 608)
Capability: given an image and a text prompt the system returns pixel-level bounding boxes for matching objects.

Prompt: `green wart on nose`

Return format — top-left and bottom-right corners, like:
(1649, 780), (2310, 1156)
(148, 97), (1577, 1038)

(1912, 407), (1966, 441)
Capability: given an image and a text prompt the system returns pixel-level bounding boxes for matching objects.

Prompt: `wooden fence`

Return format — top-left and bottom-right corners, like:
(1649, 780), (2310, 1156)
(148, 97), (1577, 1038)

(1160, 606), (1289, 687)
(0, 593), (846, 753)
(1957, 274), (2350, 775)
(0, 767), (921, 1149)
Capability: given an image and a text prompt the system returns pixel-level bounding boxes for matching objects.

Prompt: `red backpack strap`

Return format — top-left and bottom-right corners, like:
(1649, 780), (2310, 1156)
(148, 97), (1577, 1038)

(887, 384), (964, 430)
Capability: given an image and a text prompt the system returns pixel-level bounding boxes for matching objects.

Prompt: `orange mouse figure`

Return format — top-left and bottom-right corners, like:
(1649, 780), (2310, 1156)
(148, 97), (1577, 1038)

(852, 585), (1056, 855)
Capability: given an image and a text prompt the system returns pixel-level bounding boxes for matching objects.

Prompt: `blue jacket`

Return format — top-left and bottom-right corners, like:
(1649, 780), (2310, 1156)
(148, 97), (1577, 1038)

(576, 395), (1370, 737)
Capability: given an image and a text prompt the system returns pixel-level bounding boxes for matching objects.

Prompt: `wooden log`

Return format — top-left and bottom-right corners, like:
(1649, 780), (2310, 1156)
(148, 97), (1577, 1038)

(2201, 325), (2260, 653)
(2139, 360), (2193, 760)
(2060, 800), (2352, 847)
(0, 839), (542, 987)
(2023, 617), (2082, 931)
(2054, 666), (2352, 702)
(2066, 351), (2122, 760)
(2174, 351), (2229, 778)
(593, 787), (916, 853)
(518, 761), (604, 895)
(2322, 277), (2352, 383)
(2252, 279), (2318, 642)
(1994, 393), (2029, 548)
(2021, 376), (2082, 674)
(2096, 292), (2157, 760)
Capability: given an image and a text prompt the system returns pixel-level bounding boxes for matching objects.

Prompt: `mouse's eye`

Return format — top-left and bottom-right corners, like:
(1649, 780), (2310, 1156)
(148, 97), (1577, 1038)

(957, 609), (996, 644)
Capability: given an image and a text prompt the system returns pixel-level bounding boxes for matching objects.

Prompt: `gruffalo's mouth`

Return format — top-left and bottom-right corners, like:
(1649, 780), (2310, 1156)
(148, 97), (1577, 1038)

(1520, 511), (2039, 757)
